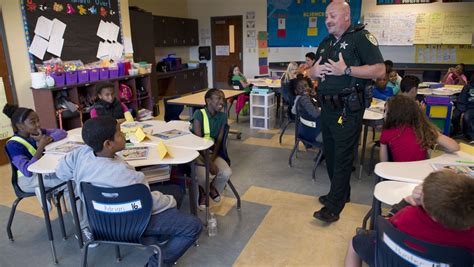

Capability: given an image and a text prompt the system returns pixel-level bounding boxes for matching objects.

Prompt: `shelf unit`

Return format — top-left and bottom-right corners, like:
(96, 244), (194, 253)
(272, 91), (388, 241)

(250, 92), (276, 129)
(31, 74), (153, 130)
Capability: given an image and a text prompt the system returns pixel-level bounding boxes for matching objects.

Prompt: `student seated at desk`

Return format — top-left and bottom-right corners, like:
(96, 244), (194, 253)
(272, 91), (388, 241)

(3, 104), (67, 209)
(55, 116), (202, 266)
(372, 75), (394, 101)
(344, 170), (474, 267)
(387, 70), (401, 95)
(228, 65), (251, 115)
(293, 76), (323, 143)
(384, 60), (402, 83)
(441, 63), (467, 86)
(380, 95), (459, 163)
(452, 82), (474, 140)
(398, 75), (420, 100)
(192, 89), (232, 210)
(90, 82), (132, 123)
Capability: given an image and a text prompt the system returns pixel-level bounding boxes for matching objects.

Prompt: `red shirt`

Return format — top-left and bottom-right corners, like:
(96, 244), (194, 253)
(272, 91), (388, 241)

(389, 206), (474, 252)
(380, 126), (427, 162)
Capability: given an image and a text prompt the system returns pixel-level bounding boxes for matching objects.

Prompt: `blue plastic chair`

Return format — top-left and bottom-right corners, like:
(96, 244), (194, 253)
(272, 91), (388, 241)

(375, 216), (474, 266)
(80, 182), (162, 267)
(4, 147), (67, 244)
(164, 95), (185, 122)
(219, 124), (241, 210)
(288, 114), (323, 180)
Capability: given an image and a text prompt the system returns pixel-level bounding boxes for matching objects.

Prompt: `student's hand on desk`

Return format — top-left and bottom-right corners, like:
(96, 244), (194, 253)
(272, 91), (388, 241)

(210, 161), (219, 175)
(37, 135), (53, 148)
(405, 184), (423, 206)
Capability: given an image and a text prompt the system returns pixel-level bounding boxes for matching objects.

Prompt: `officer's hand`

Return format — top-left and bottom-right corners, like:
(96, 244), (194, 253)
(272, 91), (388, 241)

(324, 52), (347, 76)
(308, 57), (325, 80)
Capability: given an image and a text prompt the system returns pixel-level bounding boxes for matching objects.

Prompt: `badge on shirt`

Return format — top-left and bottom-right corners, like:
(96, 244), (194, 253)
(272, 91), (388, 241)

(340, 41), (348, 50)
(365, 33), (378, 46)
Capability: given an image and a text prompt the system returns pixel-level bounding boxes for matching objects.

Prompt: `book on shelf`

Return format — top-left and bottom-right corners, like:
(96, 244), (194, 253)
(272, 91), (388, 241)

(117, 146), (149, 160)
(45, 141), (85, 154)
(431, 163), (474, 178)
(140, 165), (171, 184)
(153, 129), (189, 140)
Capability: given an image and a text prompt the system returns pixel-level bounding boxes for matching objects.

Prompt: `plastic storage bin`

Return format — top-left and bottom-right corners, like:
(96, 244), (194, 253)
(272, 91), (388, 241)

(99, 68), (109, 80)
(78, 70), (89, 83)
(89, 68), (99, 81)
(51, 72), (65, 87)
(109, 68), (119, 79)
(425, 96), (452, 135)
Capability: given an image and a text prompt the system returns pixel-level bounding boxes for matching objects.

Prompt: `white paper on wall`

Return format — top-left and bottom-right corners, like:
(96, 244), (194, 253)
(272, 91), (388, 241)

(97, 41), (111, 59)
(97, 20), (109, 40)
(34, 16), (53, 40)
(51, 18), (66, 39)
(47, 36), (64, 57)
(29, 35), (49, 60)
(108, 22), (120, 42)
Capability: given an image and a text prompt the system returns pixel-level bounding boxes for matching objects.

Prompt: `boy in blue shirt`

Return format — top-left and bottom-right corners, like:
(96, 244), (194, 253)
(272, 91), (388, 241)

(56, 116), (202, 266)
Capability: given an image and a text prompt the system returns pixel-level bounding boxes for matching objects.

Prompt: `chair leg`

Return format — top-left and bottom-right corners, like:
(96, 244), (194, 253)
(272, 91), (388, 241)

(279, 121), (292, 144)
(227, 180), (241, 210)
(115, 245), (121, 262)
(361, 208), (372, 230)
(288, 140), (300, 167)
(372, 127), (376, 141)
(150, 245), (163, 267)
(82, 243), (90, 267)
(61, 195), (68, 213)
(236, 112), (240, 123)
(312, 150), (324, 181)
(7, 197), (23, 241)
(368, 144), (379, 176)
(55, 193), (67, 240)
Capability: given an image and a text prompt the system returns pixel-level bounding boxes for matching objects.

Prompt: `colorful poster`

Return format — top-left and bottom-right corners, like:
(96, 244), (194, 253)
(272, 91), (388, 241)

(267, 0), (362, 47)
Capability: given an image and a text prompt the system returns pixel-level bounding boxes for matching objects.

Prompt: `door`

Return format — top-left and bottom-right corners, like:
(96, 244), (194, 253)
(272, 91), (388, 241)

(211, 16), (243, 89)
(0, 11), (15, 165)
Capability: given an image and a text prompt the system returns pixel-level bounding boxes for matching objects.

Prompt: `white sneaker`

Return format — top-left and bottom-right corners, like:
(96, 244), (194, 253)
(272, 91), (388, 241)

(34, 187), (51, 212)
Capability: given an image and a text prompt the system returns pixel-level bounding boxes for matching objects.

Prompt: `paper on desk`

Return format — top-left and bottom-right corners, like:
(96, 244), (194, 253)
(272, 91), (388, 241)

(96, 41), (111, 59)
(47, 36), (64, 57)
(124, 111), (134, 122)
(134, 127), (147, 143)
(157, 141), (173, 160)
(51, 19), (66, 38)
(97, 20), (109, 40)
(29, 35), (49, 60)
(34, 16), (53, 40)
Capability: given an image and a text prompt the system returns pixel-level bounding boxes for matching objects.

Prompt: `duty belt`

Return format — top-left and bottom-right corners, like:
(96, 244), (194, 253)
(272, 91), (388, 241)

(321, 94), (344, 109)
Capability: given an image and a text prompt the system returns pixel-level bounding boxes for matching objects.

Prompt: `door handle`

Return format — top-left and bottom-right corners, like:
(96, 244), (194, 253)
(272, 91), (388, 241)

(239, 52), (242, 60)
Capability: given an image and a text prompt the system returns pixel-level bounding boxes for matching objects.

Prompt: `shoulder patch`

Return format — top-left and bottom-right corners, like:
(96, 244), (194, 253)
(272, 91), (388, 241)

(365, 33), (378, 46)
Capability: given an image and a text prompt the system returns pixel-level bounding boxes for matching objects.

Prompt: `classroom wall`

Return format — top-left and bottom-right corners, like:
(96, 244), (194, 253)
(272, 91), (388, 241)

(361, 0), (474, 63)
(129, 0), (191, 63)
(0, 0), (132, 109)
(188, 0), (473, 86)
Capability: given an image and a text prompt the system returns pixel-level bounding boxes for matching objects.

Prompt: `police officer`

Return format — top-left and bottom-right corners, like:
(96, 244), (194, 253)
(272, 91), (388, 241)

(309, 1), (385, 223)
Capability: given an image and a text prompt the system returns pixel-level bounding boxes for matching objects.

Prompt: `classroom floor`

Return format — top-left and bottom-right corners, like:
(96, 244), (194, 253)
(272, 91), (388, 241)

(0, 106), (378, 267)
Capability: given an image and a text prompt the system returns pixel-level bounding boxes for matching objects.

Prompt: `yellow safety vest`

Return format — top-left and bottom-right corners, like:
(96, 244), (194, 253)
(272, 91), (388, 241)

(200, 109), (214, 141)
(7, 136), (37, 177)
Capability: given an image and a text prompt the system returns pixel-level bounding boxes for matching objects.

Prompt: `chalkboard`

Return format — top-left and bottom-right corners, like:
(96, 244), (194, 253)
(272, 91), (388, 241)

(267, 0), (362, 47)
(21, 0), (123, 71)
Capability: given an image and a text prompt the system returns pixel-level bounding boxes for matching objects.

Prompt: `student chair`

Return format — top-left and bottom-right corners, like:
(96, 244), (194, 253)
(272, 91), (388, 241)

(375, 216), (474, 266)
(279, 80), (296, 144)
(422, 70), (441, 82)
(4, 147), (68, 259)
(219, 124), (241, 210)
(80, 182), (162, 267)
(230, 80), (250, 123)
(288, 114), (323, 180)
(164, 95), (185, 122)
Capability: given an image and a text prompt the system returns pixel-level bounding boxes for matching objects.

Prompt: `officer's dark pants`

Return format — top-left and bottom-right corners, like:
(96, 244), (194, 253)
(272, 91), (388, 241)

(321, 103), (364, 215)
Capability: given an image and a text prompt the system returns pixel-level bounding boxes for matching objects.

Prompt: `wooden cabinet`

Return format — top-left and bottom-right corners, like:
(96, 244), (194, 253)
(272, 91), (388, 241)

(156, 67), (208, 97)
(154, 16), (198, 47)
(31, 74), (154, 130)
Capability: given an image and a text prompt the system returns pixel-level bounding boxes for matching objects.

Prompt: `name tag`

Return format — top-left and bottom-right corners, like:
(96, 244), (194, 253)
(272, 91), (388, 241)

(92, 200), (142, 213)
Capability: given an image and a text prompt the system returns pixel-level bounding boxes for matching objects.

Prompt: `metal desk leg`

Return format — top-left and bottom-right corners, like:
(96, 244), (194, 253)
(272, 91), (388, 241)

(369, 174), (382, 230)
(188, 161), (198, 216)
(38, 174), (58, 264)
(67, 181), (83, 249)
(358, 124), (369, 180)
(204, 149), (210, 226)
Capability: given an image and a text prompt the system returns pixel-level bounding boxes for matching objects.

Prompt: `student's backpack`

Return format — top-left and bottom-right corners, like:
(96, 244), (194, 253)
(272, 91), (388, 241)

(119, 83), (133, 102)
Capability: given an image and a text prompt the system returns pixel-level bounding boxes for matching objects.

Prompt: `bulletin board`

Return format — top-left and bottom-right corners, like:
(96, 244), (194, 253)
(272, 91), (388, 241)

(267, 0), (362, 47)
(21, 0), (123, 71)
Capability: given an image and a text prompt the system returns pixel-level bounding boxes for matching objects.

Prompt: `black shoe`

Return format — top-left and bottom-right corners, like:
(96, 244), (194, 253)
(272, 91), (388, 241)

(313, 207), (340, 223)
(318, 194), (350, 206)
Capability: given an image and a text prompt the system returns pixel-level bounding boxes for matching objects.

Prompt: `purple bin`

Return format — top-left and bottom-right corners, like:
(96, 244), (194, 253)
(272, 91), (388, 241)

(78, 70), (89, 83)
(109, 68), (119, 79)
(51, 72), (65, 87)
(66, 71), (78, 85)
(89, 68), (99, 81)
(117, 63), (125, 76)
(99, 67), (109, 80)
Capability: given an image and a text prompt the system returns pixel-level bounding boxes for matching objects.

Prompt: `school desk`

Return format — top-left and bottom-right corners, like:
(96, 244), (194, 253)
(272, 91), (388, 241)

(359, 99), (385, 179)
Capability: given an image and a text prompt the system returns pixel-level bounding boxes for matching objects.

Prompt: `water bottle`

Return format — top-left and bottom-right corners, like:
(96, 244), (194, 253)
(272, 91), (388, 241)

(208, 213), (218, 237)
